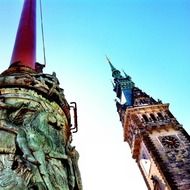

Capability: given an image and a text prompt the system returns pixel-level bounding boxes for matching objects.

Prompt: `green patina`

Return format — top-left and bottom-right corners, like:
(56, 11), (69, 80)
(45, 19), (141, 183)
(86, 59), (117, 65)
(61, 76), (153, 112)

(0, 72), (82, 190)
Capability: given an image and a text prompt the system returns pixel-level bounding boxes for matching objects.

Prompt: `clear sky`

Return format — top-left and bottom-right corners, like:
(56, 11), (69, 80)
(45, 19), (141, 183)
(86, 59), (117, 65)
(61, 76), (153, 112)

(0, 0), (190, 190)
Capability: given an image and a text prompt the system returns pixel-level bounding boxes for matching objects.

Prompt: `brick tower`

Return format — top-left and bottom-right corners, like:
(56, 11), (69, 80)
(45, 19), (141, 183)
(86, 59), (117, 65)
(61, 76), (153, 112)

(109, 59), (190, 190)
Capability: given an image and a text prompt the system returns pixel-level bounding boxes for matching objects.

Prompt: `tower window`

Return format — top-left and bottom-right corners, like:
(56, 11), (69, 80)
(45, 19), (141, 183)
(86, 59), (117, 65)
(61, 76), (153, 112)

(150, 113), (156, 121)
(157, 112), (164, 120)
(142, 114), (149, 122)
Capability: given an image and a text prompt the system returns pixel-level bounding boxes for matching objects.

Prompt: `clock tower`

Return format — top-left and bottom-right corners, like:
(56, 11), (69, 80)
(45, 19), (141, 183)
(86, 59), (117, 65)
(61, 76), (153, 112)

(108, 59), (190, 190)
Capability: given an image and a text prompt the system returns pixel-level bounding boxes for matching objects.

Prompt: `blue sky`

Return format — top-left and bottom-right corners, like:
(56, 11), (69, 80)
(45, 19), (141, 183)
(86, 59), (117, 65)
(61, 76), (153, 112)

(0, 0), (190, 189)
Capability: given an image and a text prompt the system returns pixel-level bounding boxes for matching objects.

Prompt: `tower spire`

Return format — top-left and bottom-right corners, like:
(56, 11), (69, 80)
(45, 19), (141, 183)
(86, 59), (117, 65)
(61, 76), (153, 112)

(109, 63), (190, 189)
(108, 58), (135, 107)
(10, 0), (36, 70)
(106, 56), (122, 79)
(106, 56), (116, 71)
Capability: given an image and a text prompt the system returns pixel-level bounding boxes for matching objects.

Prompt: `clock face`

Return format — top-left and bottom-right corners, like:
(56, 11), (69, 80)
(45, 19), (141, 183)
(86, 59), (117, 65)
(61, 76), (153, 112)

(161, 135), (180, 149)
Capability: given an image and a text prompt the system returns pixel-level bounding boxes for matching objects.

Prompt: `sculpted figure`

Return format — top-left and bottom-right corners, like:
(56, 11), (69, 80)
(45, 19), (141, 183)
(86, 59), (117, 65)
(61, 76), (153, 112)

(0, 97), (82, 190)
(16, 110), (77, 189)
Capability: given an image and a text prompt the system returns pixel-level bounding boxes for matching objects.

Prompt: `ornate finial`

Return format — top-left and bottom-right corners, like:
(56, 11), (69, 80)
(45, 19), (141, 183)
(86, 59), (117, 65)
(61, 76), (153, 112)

(10, 0), (36, 70)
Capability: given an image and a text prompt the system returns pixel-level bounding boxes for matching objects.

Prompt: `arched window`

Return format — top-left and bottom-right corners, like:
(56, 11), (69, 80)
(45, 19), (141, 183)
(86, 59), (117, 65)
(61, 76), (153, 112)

(142, 114), (149, 122)
(157, 112), (164, 120)
(150, 113), (156, 121)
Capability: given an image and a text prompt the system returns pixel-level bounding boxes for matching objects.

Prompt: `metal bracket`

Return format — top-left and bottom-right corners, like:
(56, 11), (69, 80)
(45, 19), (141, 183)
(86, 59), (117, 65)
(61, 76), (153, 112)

(70, 102), (78, 133)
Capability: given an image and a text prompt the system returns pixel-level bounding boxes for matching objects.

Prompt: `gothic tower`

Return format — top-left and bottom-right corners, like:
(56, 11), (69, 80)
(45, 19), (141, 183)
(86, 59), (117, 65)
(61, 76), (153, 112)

(0, 0), (82, 189)
(108, 59), (190, 190)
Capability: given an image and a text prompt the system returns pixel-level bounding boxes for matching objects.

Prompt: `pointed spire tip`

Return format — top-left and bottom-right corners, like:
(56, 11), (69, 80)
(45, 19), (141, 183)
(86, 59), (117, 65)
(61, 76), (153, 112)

(105, 55), (112, 64)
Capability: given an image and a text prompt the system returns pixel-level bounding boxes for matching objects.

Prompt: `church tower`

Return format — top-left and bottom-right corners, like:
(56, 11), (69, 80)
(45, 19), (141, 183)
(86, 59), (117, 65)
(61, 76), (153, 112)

(108, 58), (190, 190)
(0, 1), (82, 189)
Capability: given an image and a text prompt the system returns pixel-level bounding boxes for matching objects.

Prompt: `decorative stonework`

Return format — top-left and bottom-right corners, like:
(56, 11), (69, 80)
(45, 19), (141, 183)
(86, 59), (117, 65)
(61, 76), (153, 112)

(109, 63), (190, 190)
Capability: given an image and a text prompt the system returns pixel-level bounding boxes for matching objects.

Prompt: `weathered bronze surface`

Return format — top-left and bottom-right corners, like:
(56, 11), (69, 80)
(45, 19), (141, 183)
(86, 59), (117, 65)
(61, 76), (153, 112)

(0, 70), (82, 190)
